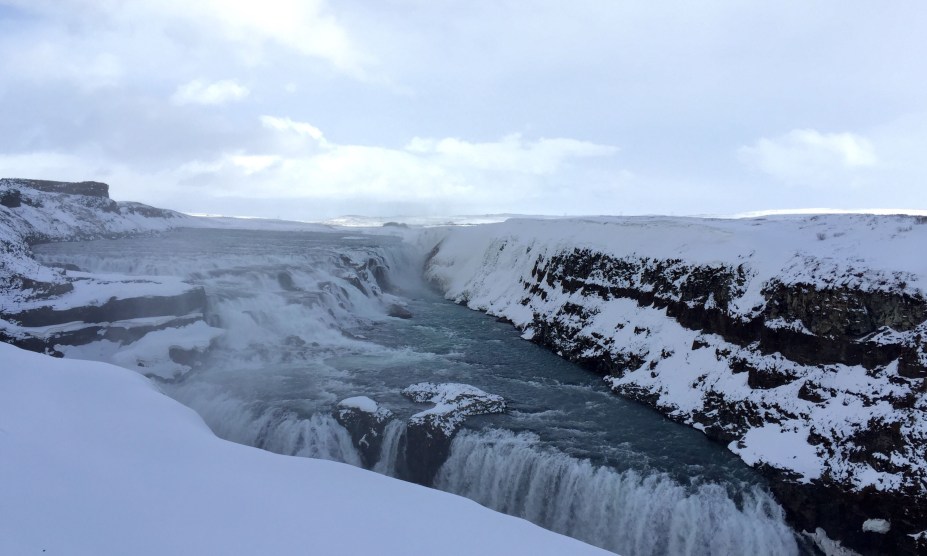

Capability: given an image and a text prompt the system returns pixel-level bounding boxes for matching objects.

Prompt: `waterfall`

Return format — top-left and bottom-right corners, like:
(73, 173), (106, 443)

(435, 429), (799, 556)
(169, 386), (363, 466)
(372, 420), (407, 477)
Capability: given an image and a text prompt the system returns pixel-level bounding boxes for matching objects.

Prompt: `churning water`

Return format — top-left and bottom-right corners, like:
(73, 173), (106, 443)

(35, 228), (806, 555)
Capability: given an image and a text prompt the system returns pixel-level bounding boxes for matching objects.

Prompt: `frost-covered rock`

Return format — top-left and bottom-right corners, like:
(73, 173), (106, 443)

(401, 382), (506, 485)
(424, 215), (927, 555)
(333, 396), (395, 468)
(403, 382), (507, 436)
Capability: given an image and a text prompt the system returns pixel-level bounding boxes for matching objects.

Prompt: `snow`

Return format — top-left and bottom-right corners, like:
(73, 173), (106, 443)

(804, 528), (861, 556)
(403, 382), (507, 436)
(339, 395), (382, 414)
(0, 342), (609, 556)
(861, 519), (891, 534)
(732, 424), (823, 482)
(106, 321), (224, 378)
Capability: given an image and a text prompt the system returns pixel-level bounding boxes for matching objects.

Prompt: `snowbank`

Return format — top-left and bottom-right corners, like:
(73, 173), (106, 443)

(0, 342), (608, 556)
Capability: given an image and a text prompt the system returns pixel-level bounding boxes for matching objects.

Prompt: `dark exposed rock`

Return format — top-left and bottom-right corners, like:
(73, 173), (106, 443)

(401, 382), (506, 485)
(898, 350), (927, 379)
(333, 397), (394, 469)
(10, 178), (110, 198)
(403, 416), (454, 486)
(797, 381), (828, 403)
(387, 304), (413, 319)
(846, 420), (906, 473)
(764, 281), (927, 337)
(277, 271), (298, 291)
(7, 287), (207, 327)
(747, 365), (798, 389)
(1, 188), (21, 208)
(17, 276), (75, 299)
(763, 466), (926, 556)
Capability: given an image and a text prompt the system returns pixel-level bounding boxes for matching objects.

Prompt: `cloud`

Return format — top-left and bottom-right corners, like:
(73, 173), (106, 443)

(164, 117), (622, 211)
(405, 134), (619, 175)
(260, 116), (328, 145)
(739, 129), (877, 187)
(191, 0), (370, 76)
(171, 80), (250, 106)
(2, 0), (372, 79)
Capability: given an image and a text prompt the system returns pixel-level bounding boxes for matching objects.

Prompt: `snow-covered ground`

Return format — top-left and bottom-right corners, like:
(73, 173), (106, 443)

(0, 342), (609, 556)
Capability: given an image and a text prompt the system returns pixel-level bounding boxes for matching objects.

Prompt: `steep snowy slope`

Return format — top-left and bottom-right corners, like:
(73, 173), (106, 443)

(424, 215), (927, 555)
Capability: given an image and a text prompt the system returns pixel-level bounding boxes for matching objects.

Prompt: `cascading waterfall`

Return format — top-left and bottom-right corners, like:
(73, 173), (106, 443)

(170, 386), (363, 466)
(372, 420), (407, 477)
(435, 429), (799, 556)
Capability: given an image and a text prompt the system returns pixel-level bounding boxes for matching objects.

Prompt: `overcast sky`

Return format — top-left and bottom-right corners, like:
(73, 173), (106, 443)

(1, 1), (925, 219)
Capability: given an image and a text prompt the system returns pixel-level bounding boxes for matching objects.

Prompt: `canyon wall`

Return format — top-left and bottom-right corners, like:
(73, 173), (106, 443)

(424, 216), (927, 555)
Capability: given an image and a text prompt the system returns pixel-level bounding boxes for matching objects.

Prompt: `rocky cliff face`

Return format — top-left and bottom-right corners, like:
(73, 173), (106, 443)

(12, 179), (111, 198)
(0, 179), (213, 379)
(0, 178), (188, 291)
(424, 216), (927, 555)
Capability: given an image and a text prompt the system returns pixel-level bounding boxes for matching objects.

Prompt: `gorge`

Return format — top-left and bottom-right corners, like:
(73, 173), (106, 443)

(2, 178), (925, 555)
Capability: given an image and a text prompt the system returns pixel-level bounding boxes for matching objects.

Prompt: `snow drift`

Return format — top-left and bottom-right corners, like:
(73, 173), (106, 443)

(0, 342), (608, 556)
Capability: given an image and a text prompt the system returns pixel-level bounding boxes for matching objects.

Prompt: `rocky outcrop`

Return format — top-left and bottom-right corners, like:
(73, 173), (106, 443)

(13, 179), (110, 198)
(332, 397), (394, 468)
(424, 215), (927, 555)
(7, 286), (206, 329)
(401, 383), (506, 485)
(387, 303), (413, 319)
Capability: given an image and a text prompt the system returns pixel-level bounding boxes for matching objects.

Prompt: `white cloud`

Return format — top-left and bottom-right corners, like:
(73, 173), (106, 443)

(228, 154), (281, 175)
(405, 134), (619, 175)
(2, 0), (372, 79)
(261, 116), (327, 144)
(193, 0), (369, 76)
(169, 119), (621, 209)
(171, 80), (250, 106)
(739, 129), (877, 187)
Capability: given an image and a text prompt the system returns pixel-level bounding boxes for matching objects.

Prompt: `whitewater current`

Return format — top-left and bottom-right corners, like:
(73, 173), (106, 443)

(35, 228), (808, 555)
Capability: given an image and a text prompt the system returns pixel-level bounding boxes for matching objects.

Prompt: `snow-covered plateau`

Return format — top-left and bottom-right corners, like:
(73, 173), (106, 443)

(2, 178), (926, 555)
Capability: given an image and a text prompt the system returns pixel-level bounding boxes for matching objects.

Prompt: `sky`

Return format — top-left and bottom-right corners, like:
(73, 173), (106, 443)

(0, 0), (925, 220)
